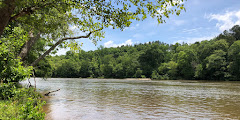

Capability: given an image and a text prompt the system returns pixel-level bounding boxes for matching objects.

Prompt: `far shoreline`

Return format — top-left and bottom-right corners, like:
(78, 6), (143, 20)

(30, 77), (152, 81)
(30, 77), (240, 81)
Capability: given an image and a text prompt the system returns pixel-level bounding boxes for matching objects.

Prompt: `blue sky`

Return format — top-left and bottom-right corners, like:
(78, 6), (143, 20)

(57, 0), (240, 55)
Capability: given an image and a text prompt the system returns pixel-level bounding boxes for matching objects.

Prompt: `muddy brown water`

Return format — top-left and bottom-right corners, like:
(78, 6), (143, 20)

(22, 78), (240, 120)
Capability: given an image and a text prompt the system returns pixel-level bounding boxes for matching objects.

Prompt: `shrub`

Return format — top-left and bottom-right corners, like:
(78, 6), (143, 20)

(0, 83), (16, 100)
(0, 87), (45, 120)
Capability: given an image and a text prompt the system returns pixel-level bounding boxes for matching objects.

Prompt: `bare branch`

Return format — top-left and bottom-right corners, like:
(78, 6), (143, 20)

(44, 89), (60, 96)
(30, 29), (102, 67)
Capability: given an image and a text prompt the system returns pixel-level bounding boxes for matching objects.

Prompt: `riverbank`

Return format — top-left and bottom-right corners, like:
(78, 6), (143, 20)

(32, 77), (152, 81)
(124, 78), (151, 80)
(37, 77), (152, 80)
(34, 77), (239, 81)
(0, 84), (45, 119)
(86, 78), (152, 80)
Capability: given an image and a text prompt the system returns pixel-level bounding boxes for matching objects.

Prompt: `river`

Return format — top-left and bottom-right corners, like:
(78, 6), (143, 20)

(24, 78), (240, 120)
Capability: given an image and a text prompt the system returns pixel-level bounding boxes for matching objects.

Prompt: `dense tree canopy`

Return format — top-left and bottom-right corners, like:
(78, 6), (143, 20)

(41, 25), (240, 81)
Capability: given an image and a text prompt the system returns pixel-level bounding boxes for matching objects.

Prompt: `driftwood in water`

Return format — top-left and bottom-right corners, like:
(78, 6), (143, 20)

(44, 89), (60, 96)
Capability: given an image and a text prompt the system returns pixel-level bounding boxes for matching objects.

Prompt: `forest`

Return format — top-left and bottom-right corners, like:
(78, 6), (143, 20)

(36, 25), (240, 81)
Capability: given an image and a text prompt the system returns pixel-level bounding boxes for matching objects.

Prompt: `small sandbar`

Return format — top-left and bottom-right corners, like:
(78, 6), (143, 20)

(124, 78), (151, 80)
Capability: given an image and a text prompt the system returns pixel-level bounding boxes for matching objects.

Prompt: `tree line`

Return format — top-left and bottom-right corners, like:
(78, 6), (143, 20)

(37, 25), (240, 81)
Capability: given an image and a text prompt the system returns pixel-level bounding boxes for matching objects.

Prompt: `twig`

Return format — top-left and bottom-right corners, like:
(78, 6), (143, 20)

(32, 69), (36, 89)
(44, 89), (60, 96)
(27, 78), (32, 88)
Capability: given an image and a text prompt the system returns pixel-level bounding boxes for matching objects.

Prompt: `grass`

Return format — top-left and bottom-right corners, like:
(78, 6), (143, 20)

(0, 86), (46, 120)
(0, 100), (21, 119)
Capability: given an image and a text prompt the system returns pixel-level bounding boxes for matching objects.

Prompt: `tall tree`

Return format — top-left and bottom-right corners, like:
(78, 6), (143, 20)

(0, 0), (186, 68)
(205, 50), (227, 80)
(228, 40), (240, 80)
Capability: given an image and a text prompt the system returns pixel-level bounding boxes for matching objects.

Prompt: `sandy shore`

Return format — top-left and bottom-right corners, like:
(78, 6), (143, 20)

(123, 78), (151, 80)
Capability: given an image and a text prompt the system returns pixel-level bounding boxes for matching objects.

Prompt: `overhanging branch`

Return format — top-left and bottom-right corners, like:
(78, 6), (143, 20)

(30, 29), (102, 67)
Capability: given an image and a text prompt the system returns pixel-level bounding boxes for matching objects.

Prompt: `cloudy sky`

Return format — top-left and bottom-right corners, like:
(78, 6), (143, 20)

(57, 0), (240, 55)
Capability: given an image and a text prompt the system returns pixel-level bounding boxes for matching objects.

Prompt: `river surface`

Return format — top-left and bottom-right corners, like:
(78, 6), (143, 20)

(24, 78), (240, 120)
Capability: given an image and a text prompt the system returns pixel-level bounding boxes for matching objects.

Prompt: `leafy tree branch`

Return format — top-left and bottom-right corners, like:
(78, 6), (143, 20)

(30, 29), (101, 67)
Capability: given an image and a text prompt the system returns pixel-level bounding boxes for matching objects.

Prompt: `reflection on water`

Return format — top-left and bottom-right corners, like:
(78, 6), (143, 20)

(24, 78), (240, 120)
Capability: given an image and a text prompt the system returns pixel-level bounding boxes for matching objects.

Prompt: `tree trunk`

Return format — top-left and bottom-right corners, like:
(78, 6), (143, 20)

(0, 0), (16, 36)
(19, 31), (40, 61)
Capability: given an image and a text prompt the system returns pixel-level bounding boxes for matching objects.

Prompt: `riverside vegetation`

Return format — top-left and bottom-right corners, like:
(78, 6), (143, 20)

(0, 26), (45, 119)
(38, 25), (240, 81)
(0, 0), (186, 119)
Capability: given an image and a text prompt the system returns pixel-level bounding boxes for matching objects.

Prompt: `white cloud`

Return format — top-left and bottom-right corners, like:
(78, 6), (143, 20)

(182, 27), (202, 34)
(125, 39), (133, 45)
(104, 39), (133, 48)
(207, 10), (240, 31)
(104, 41), (114, 47)
(173, 35), (216, 44)
(123, 24), (140, 31)
(182, 28), (197, 33)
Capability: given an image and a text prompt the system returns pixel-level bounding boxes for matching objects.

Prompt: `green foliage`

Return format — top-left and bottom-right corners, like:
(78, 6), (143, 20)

(158, 61), (178, 79)
(216, 25), (240, 45)
(0, 82), (45, 119)
(167, 61), (178, 78)
(135, 68), (143, 78)
(0, 21), (44, 120)
(228, 40), (240, 80)
(35, 59), (53, 78)
(176, 51), (194, 79)
(0, 83), (16, 100)
(194, 64), (203, 79)
(159, 74), (170, 80)
(37, 25), (240, 81)
(1, 0), (187, 79)
(205, 50), (227, 80)
(19, 97), (45, 120)
(0, 26), (33, 83)
(139, 43), (169, 77)
(151, 70), (160, 79)
(141, 75), (147, 78)
(1, 0), (186, 62)
(0, 87), (45, 120)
